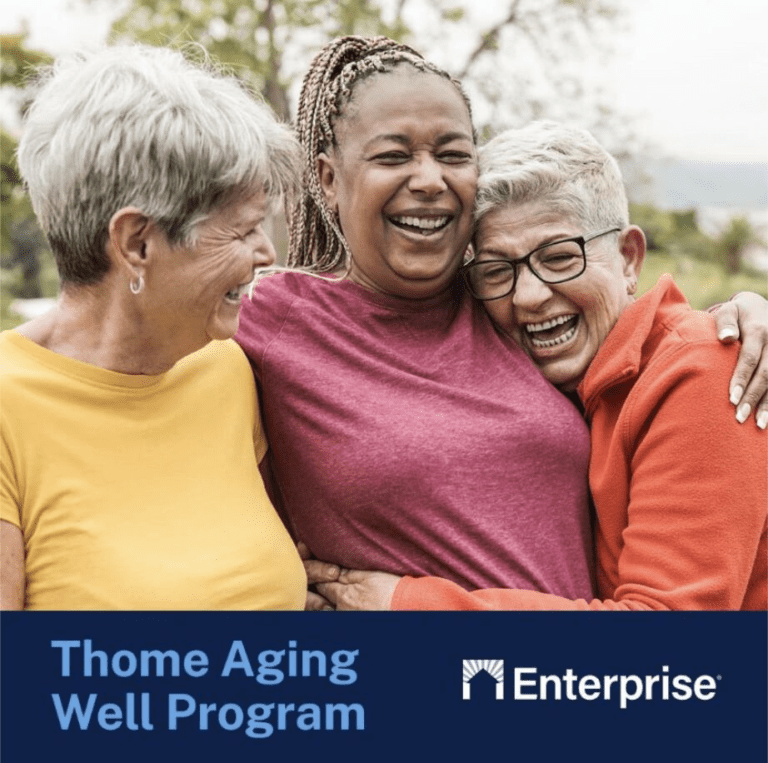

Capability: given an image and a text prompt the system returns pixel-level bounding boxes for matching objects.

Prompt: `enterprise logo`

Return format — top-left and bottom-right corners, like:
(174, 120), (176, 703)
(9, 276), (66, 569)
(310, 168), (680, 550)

(462, 660), (720, 709)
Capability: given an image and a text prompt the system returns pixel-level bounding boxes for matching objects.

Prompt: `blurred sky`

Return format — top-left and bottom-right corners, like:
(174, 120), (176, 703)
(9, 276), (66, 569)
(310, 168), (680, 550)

(611, 0), (767, 162)
(2, 0), (767, 162)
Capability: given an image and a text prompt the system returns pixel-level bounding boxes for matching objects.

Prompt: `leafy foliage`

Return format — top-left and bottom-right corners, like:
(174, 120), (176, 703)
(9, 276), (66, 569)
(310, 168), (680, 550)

(631, 203), (716, 262)
(107, 0), (627, 147)
(1, 33), (51, 233)
(631, 203), (768, 306)
(638, 250), (767, 310)
(110, 0), (409, 118)
(715, 216), (764, 275)
(0, 32), (52, 88)
(0, 33), (55, 306)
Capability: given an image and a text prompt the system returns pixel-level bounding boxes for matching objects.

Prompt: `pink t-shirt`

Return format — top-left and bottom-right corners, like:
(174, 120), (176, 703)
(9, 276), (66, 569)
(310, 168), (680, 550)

(236, 272), (594, 597)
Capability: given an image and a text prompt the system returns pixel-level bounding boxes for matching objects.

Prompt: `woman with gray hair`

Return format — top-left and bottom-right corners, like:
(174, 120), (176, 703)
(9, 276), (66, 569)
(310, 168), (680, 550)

(0, 45), (306, 610)
(310, 121), (766, 611)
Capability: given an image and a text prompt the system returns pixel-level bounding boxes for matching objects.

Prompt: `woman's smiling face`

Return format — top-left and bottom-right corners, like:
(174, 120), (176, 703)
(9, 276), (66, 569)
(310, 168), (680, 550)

(145, 189), (276, 357)
(318, 69), (478, 300)
(476, 201), (644, 390)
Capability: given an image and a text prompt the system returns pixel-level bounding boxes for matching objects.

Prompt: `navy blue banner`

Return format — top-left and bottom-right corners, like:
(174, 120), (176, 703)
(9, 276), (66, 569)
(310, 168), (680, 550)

(2, 612), (766, 762)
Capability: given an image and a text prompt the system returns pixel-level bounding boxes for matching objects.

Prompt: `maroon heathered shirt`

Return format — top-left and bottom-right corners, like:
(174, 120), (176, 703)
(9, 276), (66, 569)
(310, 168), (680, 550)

(236, 272), (594, 597)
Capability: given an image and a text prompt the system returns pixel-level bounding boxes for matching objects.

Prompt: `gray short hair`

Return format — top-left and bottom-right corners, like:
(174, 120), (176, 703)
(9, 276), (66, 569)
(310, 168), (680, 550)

(475, 121), (629, 235)
(17, 44), (300, 285)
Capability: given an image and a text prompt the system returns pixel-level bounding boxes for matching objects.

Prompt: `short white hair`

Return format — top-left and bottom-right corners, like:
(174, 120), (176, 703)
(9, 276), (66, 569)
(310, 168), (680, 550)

(475, 121), (629, 234)
(17, 44), (300, 285)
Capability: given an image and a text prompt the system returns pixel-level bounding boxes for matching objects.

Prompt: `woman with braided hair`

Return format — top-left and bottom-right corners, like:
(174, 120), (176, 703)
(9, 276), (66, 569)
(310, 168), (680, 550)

(235, 36), (768, 605)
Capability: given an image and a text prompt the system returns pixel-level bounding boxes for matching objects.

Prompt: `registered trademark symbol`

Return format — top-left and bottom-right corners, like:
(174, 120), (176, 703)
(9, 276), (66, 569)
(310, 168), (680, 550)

(717, 675), (722, 681)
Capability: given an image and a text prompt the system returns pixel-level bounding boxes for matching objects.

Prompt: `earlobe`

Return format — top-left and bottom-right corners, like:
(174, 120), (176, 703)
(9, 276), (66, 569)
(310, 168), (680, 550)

(317, 152), (338, 212)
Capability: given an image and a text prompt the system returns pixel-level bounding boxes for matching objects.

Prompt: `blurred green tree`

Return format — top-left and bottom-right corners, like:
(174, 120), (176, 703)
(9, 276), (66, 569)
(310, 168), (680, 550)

(109, 0), (409, 119)
(629, 203), (721, 264)
(107, 0), (624, 136)
(0, 33), (53, 299)
(715, 216), (763, 275)
(1, 32), (52, 87)
(629, 203), (676, 251)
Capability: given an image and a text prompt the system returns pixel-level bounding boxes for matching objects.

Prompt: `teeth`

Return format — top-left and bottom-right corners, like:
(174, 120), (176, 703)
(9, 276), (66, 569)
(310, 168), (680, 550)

(391, 215), (449, 231)
(525, 314), (576, 333)
(524, 314), (578, 349)
(225, 282), (250, 302)
(529, 323), (577, 349)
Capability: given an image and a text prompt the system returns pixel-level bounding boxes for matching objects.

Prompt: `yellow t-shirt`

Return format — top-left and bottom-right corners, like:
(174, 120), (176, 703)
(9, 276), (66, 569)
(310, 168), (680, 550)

(0, 332), (306, 610)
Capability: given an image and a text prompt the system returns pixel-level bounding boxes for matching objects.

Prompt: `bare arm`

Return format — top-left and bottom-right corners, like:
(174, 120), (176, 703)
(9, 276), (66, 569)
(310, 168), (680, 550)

(1, 519), (25, 610)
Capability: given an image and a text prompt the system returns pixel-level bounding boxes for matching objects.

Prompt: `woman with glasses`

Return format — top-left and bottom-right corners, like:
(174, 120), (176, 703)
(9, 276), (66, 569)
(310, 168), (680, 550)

(465, 228), (621, 305)
(308, 121), (766, 611)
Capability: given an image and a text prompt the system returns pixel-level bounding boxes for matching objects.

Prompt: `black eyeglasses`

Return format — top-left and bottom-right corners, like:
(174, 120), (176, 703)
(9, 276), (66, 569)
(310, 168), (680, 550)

(464, 227), (622, 301)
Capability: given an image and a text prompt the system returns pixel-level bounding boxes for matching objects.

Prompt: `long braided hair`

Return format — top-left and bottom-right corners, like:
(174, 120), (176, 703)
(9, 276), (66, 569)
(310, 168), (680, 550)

(288, 36), (475, 272)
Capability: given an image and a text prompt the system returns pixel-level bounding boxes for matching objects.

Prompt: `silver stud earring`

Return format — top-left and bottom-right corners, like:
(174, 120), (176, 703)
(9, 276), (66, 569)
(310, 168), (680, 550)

(129, 275), (144, 295)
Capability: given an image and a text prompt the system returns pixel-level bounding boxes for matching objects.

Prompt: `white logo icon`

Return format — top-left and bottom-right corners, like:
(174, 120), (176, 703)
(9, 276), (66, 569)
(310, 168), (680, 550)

(462, 659), (504, 700)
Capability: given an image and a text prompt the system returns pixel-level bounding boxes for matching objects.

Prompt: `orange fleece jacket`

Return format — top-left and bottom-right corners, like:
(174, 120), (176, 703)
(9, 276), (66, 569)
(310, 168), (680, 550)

(392, 277), (767, 610)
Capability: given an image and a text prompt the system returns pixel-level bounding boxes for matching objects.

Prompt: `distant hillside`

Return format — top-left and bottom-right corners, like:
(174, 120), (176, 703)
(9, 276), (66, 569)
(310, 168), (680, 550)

(621, 158), (768, 211)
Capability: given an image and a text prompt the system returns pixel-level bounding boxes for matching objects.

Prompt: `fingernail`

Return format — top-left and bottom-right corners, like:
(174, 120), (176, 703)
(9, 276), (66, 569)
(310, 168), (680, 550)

(730, 386), (743, 405)
(736, 403), (751, 424)
(719, 327), (738, 341)
(757, 411), (768, 430)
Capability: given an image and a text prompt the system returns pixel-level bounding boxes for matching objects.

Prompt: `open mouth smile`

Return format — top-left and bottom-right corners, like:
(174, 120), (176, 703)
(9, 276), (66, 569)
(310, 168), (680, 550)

(525, 314), (579, 349)
(224, 281), (253, 304)
(388, 214), (451, 236)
